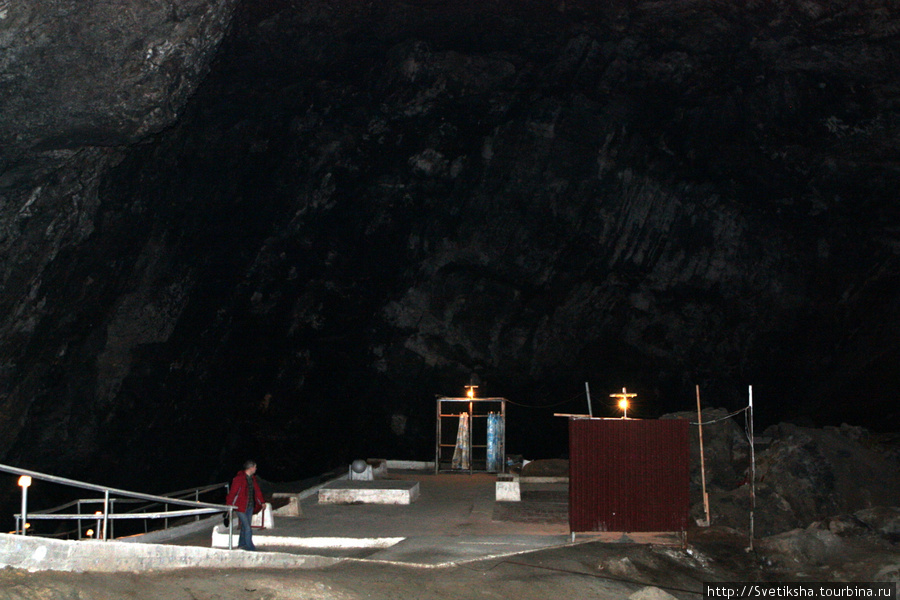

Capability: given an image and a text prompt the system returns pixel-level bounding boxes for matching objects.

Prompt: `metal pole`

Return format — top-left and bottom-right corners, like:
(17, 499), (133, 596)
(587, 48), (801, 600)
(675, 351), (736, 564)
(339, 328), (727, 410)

(585, 382), (593, 417)
(20, 484), (28, 535)
(228, 507), (234, 550)
(103, 490), (110, 541)
(435, 398), (441, 474)
(501, 398), (507, 474)
(748, 385), (756, 551)
(468, 400), (473, 474)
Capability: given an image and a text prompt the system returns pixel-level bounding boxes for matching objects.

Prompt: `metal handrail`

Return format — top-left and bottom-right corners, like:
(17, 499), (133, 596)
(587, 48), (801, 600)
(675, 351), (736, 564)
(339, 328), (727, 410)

(26, 482), (229, 539)
(0, 463), (235, 548)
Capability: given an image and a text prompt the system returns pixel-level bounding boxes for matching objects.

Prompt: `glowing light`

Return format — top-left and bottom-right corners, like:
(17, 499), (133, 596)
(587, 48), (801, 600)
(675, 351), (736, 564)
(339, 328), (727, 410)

(610, 387), (637, 419)
(86, 529), (94, 538)
(465, 384), (478, 399)
(17, 475), (32, 488)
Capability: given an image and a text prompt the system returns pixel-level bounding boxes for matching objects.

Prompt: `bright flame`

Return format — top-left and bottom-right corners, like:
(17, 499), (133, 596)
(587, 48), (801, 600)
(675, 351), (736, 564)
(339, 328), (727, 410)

(618, 398), (629, 411)
(467, 388), (474, 398)
(86, 529), (94, 538)
(17, 475), (32, 488)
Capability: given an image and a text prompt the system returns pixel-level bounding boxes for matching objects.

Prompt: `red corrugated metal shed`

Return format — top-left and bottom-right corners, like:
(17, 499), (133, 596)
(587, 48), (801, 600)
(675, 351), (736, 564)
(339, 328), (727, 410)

(569, 418), (690, 533)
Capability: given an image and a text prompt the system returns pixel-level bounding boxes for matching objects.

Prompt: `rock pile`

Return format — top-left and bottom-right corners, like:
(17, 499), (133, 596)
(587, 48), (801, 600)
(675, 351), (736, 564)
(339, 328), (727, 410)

(664, 410), (900, 537)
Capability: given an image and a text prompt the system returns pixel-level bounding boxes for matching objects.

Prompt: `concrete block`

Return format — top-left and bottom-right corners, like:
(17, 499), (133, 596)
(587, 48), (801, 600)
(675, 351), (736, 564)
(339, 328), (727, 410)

(318, 480), (420, 505)
(495, 480), (521, 502)
(272, 494), (303, 517)
(385, 460), (434, 471)
(251, 502), (275, 529)
(369, 458), (388, 477)
(349, 462), (374, 480)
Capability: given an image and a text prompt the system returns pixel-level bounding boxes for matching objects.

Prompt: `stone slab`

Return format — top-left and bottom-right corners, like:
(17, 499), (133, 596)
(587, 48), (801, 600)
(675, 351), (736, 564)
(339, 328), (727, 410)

(210, 525), (405, 549)
(495, 480), (521, 502)
(318, 480), (420, 505)
(272, 493), (303, 516)
(0, 532), (340, 573)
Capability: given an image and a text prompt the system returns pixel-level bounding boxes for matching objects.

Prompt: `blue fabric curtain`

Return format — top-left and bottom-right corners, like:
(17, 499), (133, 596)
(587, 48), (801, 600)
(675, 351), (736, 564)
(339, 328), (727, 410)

(486, 412), (503, 472)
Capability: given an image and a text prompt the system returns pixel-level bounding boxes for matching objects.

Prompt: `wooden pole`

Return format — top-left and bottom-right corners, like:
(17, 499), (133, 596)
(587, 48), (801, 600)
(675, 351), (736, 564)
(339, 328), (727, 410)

(696, 385), (710, 527)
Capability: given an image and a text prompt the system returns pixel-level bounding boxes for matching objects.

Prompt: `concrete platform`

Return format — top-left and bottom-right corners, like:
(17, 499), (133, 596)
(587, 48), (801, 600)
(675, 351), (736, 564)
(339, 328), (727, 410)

(234, 471), (570, 565)
(318, 479), (420, 505)
(0, 470), (575, 572)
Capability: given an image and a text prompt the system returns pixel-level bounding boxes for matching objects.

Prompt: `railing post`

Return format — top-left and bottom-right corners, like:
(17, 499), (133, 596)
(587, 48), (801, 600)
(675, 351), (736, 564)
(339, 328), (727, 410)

(195, 490), (200, 522)
(228, 507), (234, 550)
(18, 475), (32, 535)
(102, 490), (110, 541)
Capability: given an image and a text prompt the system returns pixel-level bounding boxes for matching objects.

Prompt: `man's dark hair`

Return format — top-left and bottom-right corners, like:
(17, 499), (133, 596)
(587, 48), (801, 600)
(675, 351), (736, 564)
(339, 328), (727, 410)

(243, 460), (257, 470)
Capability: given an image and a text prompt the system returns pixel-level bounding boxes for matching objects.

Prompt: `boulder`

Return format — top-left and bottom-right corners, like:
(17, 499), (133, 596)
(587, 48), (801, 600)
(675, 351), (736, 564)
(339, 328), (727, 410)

(756, 424), (900, 526)
(697, 424), (900, 536)
(629, 587), (680, 600)
(854, 507), (900, 541)
(758, 527), (850, 567)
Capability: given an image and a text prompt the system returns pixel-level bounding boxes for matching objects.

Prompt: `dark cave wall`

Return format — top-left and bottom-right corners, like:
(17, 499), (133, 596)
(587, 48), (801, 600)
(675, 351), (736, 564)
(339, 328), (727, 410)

(0, 0), (898, 491)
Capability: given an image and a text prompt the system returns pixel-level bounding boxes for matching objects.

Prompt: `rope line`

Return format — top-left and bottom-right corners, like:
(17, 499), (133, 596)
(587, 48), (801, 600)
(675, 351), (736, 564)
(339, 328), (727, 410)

(504, 390), (588, 409)
(689, 406), (749, 426)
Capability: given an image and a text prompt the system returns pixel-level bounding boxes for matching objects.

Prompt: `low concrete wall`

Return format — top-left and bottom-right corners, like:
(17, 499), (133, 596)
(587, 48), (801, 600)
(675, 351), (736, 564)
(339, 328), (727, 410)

(118, 515), (219, 544)
(318, 480), (420, 505)
(210, 525), (405, 549)
(385, 460), (434, 471)
(0, 532), (341, 573)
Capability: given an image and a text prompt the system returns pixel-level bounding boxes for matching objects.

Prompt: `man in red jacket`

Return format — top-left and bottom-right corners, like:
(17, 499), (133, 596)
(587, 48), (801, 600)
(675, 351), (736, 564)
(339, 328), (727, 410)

(226, 460), (265, 551)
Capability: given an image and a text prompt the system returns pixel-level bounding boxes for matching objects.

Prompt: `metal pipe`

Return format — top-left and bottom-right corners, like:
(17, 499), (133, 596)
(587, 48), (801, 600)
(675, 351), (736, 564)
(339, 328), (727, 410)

(748, 385), (756, 551)
(585, 381), (593, 417)
(12, 508), (222, 521)
(228, 506), (234, 550)
(102, 490), (110, 541)
(19, 483), (28, 535)
(0, 464), (229, 511)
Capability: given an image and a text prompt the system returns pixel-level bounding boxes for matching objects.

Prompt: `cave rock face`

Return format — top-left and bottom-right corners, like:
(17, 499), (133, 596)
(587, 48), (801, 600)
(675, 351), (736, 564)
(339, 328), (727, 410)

(0, 0), (238, 152)
(0, 0), (899, 487)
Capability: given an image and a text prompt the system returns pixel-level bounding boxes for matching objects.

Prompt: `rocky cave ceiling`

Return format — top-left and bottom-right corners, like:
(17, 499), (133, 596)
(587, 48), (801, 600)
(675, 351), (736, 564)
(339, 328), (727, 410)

(0, 0), (898, 490)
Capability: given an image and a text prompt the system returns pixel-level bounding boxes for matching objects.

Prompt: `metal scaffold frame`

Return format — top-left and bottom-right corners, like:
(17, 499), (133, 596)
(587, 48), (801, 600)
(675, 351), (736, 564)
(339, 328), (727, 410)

(435, 397), (506, 474)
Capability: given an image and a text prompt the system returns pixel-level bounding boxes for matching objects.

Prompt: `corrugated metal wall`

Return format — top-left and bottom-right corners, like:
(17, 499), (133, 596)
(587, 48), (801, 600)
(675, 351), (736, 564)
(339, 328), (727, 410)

(569, 418), (690, 533)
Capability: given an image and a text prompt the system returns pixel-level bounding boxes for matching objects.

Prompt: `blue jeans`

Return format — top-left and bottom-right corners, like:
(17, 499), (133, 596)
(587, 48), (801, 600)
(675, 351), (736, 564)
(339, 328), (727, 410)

(236, 507), (256, 550)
